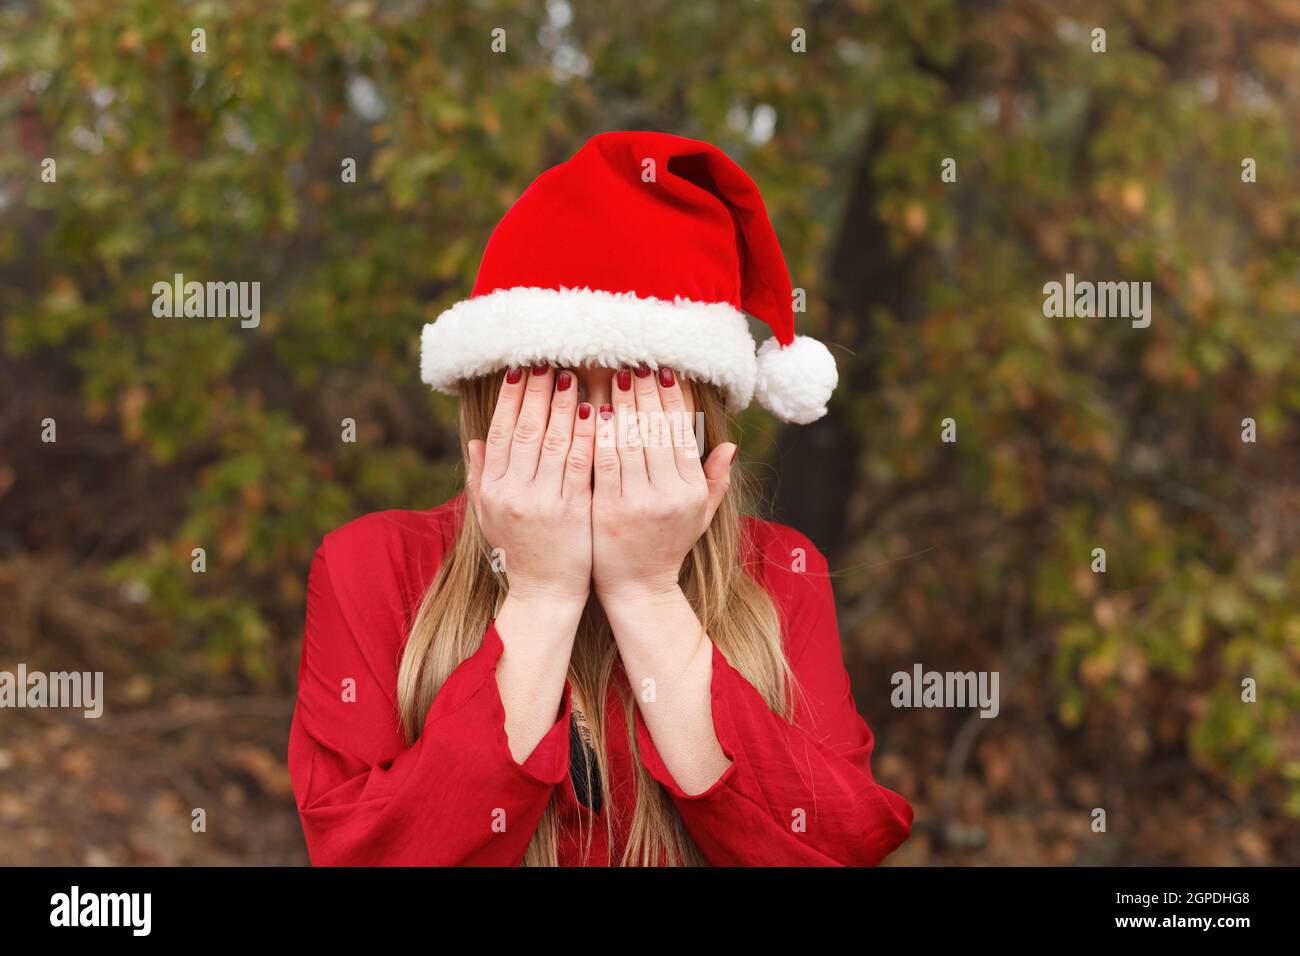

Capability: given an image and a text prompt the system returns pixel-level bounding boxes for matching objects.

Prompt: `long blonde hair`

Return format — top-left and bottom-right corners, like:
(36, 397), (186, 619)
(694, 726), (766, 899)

(397, 371), (797, 865)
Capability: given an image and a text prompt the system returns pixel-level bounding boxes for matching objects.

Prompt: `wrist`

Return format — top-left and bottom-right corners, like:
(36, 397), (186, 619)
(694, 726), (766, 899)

(499, 584), (588, 628)
(596, 581), (687, 618)
(597, 583), (707, 664)
(505, 578), (589, 609)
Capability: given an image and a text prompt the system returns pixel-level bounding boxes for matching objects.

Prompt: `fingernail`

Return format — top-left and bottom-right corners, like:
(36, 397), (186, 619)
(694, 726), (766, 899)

(598, 403), (613, 421)
(532, 362), (549, 376)
(506, 366), (522, 384)
(578, 402), (593, 420)
(616, 368), (632, 391)
(727, 444), (738, 464)
(634, 361), (652, 378)
(658, 366), (675, 388)
(556, 369), (572, 391)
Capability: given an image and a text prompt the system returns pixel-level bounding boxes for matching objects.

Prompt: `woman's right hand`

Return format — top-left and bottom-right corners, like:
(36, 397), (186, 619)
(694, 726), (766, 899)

(465, 363), (596, 604)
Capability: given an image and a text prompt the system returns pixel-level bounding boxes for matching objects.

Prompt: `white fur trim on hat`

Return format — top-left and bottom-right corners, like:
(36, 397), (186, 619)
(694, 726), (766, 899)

(754, 334), (838, 424)
(421, 286), (759, 412)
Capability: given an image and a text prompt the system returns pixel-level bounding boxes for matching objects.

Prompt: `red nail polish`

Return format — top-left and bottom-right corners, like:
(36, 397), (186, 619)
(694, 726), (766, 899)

(532, 362), (549, 375)
(578, 402), (592, 420)
(616, 368), (632, 391)
(598, 403), (613, 421)
(658, 366), (675, 387)
(557, 370), (572, 391)
(634, 361), (652, 378)
(506, 367), (522, 384)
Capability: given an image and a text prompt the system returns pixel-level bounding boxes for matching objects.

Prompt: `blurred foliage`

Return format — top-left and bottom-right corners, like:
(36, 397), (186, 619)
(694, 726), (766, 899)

(1, 0), (1298, 861)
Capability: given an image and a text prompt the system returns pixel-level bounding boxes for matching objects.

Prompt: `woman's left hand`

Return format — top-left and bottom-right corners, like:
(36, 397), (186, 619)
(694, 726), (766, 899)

(591, 364), (737, 605)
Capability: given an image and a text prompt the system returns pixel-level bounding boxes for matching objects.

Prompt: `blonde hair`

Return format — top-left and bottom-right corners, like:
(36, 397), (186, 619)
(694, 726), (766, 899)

(397, 372), (797, 865)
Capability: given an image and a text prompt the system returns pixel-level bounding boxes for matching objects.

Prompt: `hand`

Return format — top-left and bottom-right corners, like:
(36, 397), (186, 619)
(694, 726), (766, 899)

(590, 364), (737, 604)
(465, 363), (596, 604)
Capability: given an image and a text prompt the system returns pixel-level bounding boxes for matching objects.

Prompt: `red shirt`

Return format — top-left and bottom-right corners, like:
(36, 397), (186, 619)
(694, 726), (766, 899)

(288, 494), (913, 866)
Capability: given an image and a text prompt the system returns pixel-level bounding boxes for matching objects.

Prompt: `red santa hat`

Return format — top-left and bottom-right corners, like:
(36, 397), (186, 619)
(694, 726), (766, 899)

(420, 130), (838, 424)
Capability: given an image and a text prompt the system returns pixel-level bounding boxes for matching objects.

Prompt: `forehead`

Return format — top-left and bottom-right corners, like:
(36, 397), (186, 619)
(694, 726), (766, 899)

(572, 363), (616, 377)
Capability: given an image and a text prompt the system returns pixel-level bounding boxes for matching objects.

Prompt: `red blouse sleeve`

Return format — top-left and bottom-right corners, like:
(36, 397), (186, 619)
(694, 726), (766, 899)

(288, 536), (572, 866)
(631, 523), (913, 866)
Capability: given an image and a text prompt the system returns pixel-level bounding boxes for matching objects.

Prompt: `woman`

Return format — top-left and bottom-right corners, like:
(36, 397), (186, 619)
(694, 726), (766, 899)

(288, 131), (913, 866)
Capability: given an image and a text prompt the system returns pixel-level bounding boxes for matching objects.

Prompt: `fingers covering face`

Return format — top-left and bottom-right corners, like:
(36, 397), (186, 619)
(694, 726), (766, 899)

(535, 367), (578, 492)
(483, 365), (526, 481)
(641, 364), (701, 484)
(611, 366), (648, 492)
(506, 363), (557, 481)
(563, 399), (595, 500)
(654, 365), (704, 483)
(612, 364), (699, 489)
(483, 363), (703, 498)
(482, 365), (596, 496)
(593, 400), (620, 496)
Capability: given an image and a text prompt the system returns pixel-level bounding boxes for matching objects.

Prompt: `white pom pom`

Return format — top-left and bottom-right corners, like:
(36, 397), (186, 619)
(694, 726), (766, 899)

(754, 335), (838, 424)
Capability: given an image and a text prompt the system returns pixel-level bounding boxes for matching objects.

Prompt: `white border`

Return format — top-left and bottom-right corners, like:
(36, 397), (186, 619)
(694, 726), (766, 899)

(420, 286), (758, 411)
